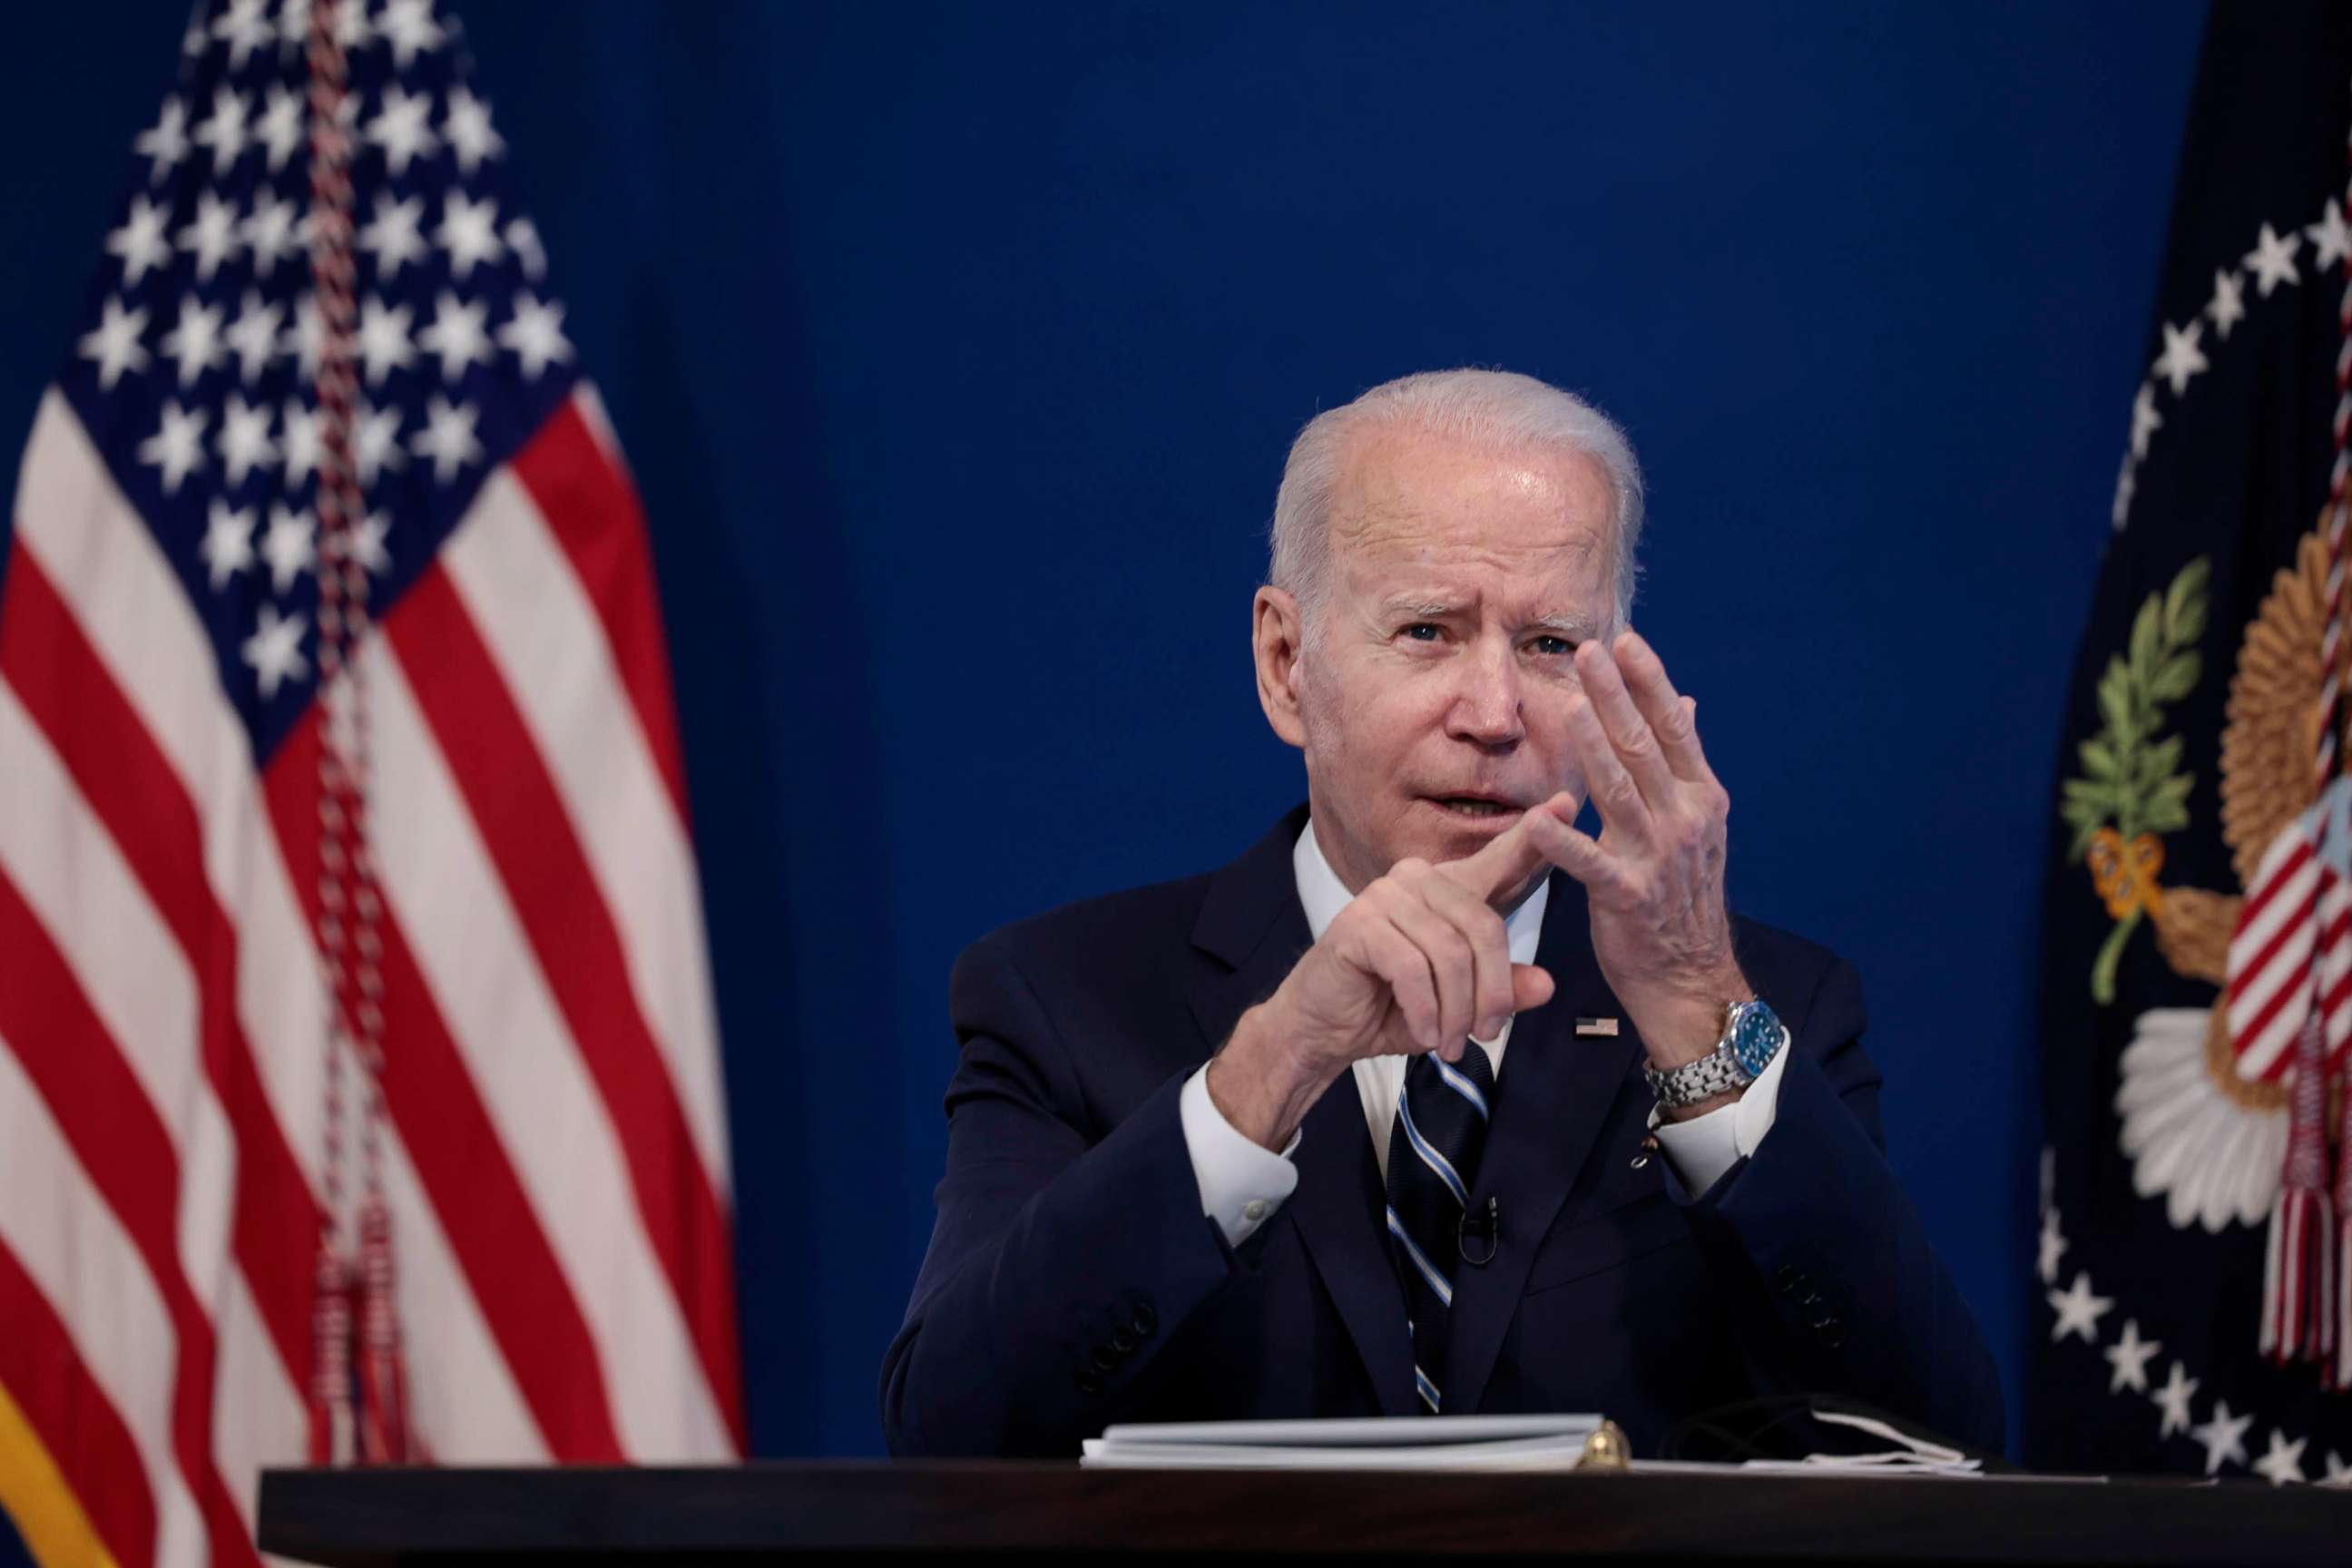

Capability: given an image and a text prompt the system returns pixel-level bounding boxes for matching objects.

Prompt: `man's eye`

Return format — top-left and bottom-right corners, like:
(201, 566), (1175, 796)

(1530, 635), (1576, 657)
(1403, 623), (1444, 642)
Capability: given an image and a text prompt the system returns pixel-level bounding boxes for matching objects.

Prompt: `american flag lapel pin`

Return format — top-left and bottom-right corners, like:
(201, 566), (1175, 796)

(1574, 1016), (1620, 1037)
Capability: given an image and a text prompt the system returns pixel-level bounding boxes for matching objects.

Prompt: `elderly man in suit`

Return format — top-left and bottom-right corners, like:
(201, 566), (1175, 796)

(880, 368), (2002, 1458)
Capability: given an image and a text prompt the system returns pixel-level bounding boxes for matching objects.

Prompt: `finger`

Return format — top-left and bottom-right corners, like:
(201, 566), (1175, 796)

(1511, 962), (1555, 1014)
(1348, 914), (1443, 1054)
(1448, 789), (1579, 908)
(1574, 640), (1678, 806)
(1564, 687), (1654, 842)
(1375, 882), (1479, 1061)
(1412, 867), (1517, 1040)
(1613, 631), (1716, 785)
(1524, 808), (1632, 901)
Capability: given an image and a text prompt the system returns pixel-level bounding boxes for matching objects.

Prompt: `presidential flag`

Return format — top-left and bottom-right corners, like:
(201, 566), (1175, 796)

(2034, 4), (2352, 1485)
(0, 3), (740, 1564)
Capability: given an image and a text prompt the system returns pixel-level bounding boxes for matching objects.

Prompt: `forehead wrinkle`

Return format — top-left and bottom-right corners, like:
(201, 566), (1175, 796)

(1330, 490), (1432, 555)
(1343, 534), (1607, 613)
(1336, 503), (1606, 562)
(1348, 535), (1602, 583)
(1321, 428), (1620, 630)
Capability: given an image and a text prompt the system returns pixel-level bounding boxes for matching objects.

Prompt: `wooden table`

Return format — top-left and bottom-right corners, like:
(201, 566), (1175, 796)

(257, 1461), (2352, 1564)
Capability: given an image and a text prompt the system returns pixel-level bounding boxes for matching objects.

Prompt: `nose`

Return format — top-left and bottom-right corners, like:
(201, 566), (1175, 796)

(1444, 636), (1525, 749)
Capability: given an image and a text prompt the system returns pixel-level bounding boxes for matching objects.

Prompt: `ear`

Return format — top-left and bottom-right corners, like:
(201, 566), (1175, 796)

(1252, 585), (1308, 750)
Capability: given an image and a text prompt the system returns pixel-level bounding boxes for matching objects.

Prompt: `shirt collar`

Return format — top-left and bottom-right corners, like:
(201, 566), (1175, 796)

(1293, 818), (1549, 966)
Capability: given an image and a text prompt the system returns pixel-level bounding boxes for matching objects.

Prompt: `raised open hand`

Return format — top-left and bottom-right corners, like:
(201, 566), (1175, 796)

(1523, 631), (1748, 1076)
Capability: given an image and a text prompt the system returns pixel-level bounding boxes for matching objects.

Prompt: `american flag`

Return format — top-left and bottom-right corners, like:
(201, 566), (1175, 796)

(0, 2), (741, 1563)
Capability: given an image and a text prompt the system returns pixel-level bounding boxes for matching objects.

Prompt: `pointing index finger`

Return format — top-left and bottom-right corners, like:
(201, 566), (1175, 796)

(1447, 791), (1577, 908)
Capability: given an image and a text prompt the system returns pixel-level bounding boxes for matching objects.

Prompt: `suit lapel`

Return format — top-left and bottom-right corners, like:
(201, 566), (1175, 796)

(1443, 870), (1644, 1414)
(1281, 1073), (1416, 1414)
(1186, 807), (1417, 1416)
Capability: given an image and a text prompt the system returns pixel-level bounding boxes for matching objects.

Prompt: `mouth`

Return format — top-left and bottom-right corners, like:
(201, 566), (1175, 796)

(1423, 793), (1524, 825)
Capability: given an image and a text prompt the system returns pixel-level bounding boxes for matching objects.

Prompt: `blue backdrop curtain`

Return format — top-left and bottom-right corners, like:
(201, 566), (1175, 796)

(0, 0), (2207, 1462)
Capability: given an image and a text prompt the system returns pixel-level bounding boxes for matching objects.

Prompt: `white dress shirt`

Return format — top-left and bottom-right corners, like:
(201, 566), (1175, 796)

(1178, 820), (1787, 1247)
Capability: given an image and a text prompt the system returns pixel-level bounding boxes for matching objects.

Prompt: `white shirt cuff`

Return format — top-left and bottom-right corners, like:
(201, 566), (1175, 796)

(1648, 1037), (1790, 1194)
(1180, 1063), (1300, 1247)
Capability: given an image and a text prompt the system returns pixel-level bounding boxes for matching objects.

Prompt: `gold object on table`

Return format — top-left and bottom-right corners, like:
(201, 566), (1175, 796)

(1575, 1419), (1632, 1472)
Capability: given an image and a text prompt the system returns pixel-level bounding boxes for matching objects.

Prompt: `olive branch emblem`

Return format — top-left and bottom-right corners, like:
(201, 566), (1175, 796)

(2060, 556), (2208, 1005)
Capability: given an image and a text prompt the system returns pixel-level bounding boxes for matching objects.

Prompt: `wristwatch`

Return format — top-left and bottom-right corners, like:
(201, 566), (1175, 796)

(1642, 997), (1787, 1111)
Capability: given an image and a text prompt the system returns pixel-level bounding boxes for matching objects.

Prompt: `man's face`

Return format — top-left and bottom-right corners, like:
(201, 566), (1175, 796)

(1268, 425), (1618, 900)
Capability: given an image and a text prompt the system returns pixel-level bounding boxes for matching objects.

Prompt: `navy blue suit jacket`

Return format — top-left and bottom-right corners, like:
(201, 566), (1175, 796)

(881, 806), (2003, 1457)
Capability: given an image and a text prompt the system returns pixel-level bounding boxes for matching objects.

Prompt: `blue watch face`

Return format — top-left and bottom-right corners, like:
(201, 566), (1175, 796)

(1730, 1002), (1782, 1077)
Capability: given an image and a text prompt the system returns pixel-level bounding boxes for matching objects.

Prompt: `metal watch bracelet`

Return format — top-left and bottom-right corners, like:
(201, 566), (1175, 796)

(1642, 1045), (1752, 1110)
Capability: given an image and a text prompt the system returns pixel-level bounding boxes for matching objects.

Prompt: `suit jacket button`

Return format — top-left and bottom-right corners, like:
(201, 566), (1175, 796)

(1772, 1265), (1800, 1296)
(1076, 1369), (1102, 1396)
(1132, 1302), (1158, 1337)
(1089, 1345), (1120, 1373)
(1111, 1327), (1138, 1353)
(1816, 1319), (1847, 1348)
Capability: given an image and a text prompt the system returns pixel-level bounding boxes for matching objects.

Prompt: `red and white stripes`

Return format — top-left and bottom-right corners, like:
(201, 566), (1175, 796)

(2331, 81), (2352, 1390)
(0, 380), (740, 1564)
(2251, 70), (2352, 1388)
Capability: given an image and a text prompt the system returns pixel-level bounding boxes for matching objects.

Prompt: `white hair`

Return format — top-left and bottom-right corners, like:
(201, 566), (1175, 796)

(1267, 368), (1645, 632)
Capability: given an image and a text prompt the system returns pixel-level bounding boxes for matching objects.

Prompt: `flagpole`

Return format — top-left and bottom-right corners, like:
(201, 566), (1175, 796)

(303, 0), (410, 1465)
(2327, 68), (2352, 1391)
(2267, 67), (2352, 1385)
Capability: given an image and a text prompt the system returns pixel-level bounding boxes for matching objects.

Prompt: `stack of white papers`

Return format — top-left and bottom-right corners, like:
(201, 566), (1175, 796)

(1737, 1408), (1982, 1477)
(1081, 1414), (1606, 1471)
(1081, 1407), (1987, 1477)
(1639, 1409), (1984, 1479)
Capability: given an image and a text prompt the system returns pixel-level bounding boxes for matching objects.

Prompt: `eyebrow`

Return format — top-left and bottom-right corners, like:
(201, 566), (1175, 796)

(1526, 616), (1595, 641)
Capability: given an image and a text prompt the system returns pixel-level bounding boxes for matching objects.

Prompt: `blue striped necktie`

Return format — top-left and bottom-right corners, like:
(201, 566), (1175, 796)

(1383, 1046), (1494, 1414)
